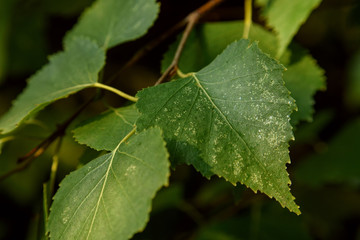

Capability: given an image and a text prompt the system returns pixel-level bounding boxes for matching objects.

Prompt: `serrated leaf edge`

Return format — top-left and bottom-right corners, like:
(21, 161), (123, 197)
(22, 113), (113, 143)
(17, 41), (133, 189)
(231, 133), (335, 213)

(48, 127), (170, 239)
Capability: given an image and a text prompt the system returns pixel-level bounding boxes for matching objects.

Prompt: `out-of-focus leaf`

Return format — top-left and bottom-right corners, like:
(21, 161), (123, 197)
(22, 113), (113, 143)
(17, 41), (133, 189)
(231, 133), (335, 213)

(195, 202), (312, 240)
(64, 0), (159, 49)
(284, 51), (326, 125)
(295, 119), (360, 187)
(258, 0), (322, 57)
(77, 147), (104, 166)
(255, 0), (269, 7)
(73, 104), (139, 151)
(138, 40), (300, 214)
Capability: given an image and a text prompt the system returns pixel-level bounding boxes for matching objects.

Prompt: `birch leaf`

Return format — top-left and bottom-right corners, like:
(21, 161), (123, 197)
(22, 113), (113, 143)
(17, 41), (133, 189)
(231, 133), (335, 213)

(137, 40), (300, 214)
(162, 21), (325, 125)
(259, 0), (322, 57)
(48, 128), (169, 239)
(73, 104), (139, 151)
(0, 37), (105, 134)
(64, 0), (159, 49)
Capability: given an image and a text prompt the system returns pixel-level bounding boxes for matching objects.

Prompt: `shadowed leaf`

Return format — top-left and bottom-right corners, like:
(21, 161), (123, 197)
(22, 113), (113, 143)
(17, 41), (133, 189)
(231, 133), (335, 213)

(73, 104), (139, 151)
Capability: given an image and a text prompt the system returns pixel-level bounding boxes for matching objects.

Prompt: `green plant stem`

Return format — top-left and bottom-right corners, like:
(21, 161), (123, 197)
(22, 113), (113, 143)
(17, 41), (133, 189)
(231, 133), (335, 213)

(41, 137), (62, 239)
(177, 68), (195, 78)
(49, 137), (62, 196)
(105, 20), (187, 85)
(0, 100), (92, 182)
(42, 182), (50, 239)
(107, 0), (224, 86)
(92, 82), (138, 102)
(243, 0), (252, 39)
(116, 127), (136, 150)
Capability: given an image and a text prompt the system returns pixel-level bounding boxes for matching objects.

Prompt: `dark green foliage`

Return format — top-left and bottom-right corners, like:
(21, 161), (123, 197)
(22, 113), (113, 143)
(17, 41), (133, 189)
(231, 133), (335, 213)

(0, 0), (359, 239)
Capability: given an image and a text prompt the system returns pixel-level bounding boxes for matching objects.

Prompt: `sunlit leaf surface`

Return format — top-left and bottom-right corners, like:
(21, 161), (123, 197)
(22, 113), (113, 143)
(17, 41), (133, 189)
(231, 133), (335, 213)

(137, 40), (300, 214)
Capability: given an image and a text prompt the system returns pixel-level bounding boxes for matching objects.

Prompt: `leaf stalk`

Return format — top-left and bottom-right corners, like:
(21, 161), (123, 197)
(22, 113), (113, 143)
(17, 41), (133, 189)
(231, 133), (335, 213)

(177, 69), (194, 78)
(92, 82), (138, 102)
(243, 0), (252, 39)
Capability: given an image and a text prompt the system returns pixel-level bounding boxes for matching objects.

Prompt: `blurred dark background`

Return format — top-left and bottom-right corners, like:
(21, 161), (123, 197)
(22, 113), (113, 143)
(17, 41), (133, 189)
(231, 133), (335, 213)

(0, 0), (359, 239)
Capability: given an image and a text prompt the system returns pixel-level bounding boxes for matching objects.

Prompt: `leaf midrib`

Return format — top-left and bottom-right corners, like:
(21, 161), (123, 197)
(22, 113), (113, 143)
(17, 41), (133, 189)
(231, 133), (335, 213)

(192, 73), (282, 194)
(86, 148), (117, 239)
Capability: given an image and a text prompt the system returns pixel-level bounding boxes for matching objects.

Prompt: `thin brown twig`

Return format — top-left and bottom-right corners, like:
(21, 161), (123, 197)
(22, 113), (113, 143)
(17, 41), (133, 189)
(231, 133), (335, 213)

(155, 12), (199, 85)
(49, 137), (62, 196)
(105, 19), (187, 85)
(0, 0), (225, 182)
(155, 0), (225, 85)
(107, 0), (225, 85)
(0, 100), (92, 182)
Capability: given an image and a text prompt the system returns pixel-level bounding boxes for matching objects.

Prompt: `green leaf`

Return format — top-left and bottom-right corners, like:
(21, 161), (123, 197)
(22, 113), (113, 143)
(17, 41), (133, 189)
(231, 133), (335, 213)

(295, 119), (360, 187)
(259, 0), (322, 57)
(64, 0), (159, 49)
(284, 49), (326, 125)
(48, 127), (169, 239)
(137, 39), (300, 214)
(0, 37), (105, 134)
(73, 104), (139, 151)
(255, 0), (269, 7)
(162, 21), (325, 125)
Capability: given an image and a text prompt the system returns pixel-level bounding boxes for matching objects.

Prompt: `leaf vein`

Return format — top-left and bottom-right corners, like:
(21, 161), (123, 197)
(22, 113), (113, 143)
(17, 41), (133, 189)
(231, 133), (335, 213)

(59, 174), (106, 239)
(117, 151), (156, 172)
(146, 79), (193, 125)
(198, 69), (281, 85)
(193, 74), (279, 191)
(110, 166), (140, 219)
(86, 149), (118, 239)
